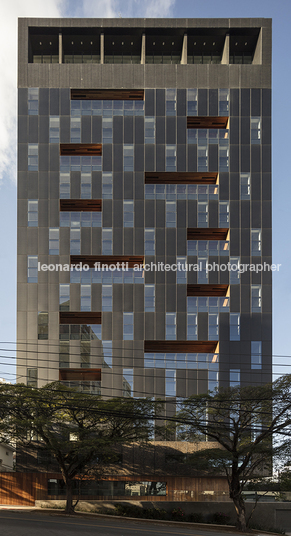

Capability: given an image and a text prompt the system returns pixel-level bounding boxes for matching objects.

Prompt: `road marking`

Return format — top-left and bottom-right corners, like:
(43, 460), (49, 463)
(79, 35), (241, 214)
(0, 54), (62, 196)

(0, 514), (208, 535)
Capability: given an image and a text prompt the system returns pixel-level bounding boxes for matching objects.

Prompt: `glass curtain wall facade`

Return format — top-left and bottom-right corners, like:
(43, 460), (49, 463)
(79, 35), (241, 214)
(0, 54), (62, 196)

(17, 18), (272, 414)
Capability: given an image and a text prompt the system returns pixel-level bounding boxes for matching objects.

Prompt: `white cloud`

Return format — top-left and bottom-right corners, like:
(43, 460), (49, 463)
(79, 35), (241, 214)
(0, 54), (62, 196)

(0, 0), (65, 185)
(83, 0), (175, 18)
(0, 0), (175, 185)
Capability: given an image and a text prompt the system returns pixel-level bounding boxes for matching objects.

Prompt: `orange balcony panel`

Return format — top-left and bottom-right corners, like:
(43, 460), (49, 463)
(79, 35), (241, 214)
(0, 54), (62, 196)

(145, 172), (218, 184)
(60, 199), (102, 211)
(70, 89), (144, 101)
(187, 116), (229, 129)
(59, 312), (101, 324)
(187, 228), (229, 241)
(144, 341), (218, 353)
(59, 369), (101, 381)
(187, 284), (229, 297)
(60, 144), (102, 156)
(70, 255), (144, 269)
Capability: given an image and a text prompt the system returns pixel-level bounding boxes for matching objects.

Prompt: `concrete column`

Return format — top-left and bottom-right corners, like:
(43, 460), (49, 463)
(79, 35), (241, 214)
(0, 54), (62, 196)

(221, 34), (229, 64)
(253, 28), (262, 65)
(59, 32), (62, 64)
(181, 33), (187, 64)
(100, 33), (104, 64)
(141, 33), (145, 64)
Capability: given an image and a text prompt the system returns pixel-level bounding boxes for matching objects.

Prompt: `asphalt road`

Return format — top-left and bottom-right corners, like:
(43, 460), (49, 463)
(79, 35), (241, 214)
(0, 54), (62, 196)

(0, 511), (241, 536)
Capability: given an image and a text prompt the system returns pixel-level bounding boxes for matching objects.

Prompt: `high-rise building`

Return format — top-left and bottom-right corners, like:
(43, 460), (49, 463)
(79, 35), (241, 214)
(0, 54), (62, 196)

(17, 17), (272, 410)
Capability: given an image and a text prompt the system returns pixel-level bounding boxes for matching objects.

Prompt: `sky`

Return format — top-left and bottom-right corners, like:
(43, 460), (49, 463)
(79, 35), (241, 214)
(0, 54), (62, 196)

(0, 0), (290, 382)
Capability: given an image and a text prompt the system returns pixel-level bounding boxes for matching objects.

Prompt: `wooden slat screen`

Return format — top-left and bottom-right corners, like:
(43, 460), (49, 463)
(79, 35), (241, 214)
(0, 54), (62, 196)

(60, 200), (102, 211)
(144, 341), (218, 353)
(60, 144), (102, 156)
(145, 172), (218, 184)
(71, 89), (144, 100)
(0, 472), (229, 504)
(59, 369), (101, 381)
(70, 255), (144, 269)
(187, 116), (229, 129)
(187, 228), (229, 240)
(59, 312), (101, 324)
(187, 284), (229, 297)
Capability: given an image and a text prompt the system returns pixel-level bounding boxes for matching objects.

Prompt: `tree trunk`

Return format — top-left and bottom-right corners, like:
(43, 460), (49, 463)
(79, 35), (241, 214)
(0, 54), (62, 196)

(229, 473), (247, 531)
(233, 496), (247, 532)
(64, 479), (75, 514)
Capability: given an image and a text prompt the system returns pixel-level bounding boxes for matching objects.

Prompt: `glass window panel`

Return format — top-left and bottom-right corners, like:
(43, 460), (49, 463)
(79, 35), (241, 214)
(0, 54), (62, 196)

(145, 284), (155, 312)
(102, 341), (112, 368)
(102, 117), (113, 143)
(70, 228), (81, 254)
(59, 284), (70, 311)
(49, 228), (59, 255)
(145, 184), (155, 199)
(38, 312), (48, 340)
(27, 368), (37, 387)
(71, 117), (81, 143)
(251, 229), (262, 256)
(123, 368), (133, 397)
(28, 200), (38, 227)
(102, 172), (113, 199)
(28, 144), (38, 171)
(123, 313), (134, 340)
(198, 257), (208, 283)
(187, 240), (197, 256)
(81, 284), (91, 311)
(144, 353), (155, 368)
(124, 200), (134, 227)
(28, 88), (39, 115)
(187, 313), (197, 340)
(187, 296), (198, 313)
(240, 173), (251, 200)
(60, 172), (70, 199)
(177, 256), (187, 284)
(251, 341), (262, 369)
(230, 313), (240, 341)
(251, 117), (261, 144)
(28, 255), (38, 283)
(49, 116), (60, 143)
(165, 370), (176, 396)
(218, 89), (229, 115)
(81, 172), (91, 199)
(198, 202), (208, 227)
(166, 145), (176, 171)
(166, 89), (176, 116)
(166, 201), (176, 228)
(230, 369), (240, 387)
(102, 228), (113, 255)
(219, 146), (229, 171)
(251, 285), (262, 313)
(209, 314), (219, 340)
(197, 145), (208, 172)
(144, 228), (155, 255)
(124, 145), (134, 171)
(145, 117), (155, 144)
(229, 257), (240, 284)
(219, 201), (229, 227)
(166, 313), (176, 340)
(187, 89), (198, 116)
(102, 284), (112, 312)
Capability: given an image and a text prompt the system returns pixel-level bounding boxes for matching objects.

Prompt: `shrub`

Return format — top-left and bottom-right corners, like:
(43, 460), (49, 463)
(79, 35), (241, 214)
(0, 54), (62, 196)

(113, 504), (168, 520)
(171, 507), (186, 521)
(187, 512), (204, 523)
(211, 511), (231, 525)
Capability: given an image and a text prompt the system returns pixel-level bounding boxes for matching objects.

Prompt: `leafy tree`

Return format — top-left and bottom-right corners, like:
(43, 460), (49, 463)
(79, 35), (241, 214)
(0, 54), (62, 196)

(0, 382), (158, 514)
(175, 375), (291, 532)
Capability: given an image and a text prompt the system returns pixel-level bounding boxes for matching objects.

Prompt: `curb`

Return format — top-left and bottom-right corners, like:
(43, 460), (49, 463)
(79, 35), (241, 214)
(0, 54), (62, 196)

(14, 507), (280, 535)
